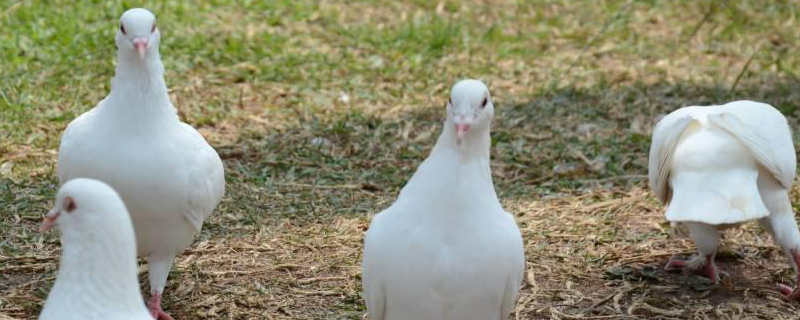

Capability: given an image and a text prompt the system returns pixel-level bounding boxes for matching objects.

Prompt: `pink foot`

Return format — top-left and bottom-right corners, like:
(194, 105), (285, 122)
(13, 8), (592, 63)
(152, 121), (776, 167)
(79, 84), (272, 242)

(148, 292), (175, 320)
(777, 249), (800, 302)
(665, 255), (719, 284)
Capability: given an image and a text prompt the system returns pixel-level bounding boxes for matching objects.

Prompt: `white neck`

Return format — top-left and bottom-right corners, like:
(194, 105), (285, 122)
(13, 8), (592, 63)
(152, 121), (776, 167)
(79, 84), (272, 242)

(101, 50), (177, 127)
(431, 118), (492, 165)
(396, 118), (500, 219)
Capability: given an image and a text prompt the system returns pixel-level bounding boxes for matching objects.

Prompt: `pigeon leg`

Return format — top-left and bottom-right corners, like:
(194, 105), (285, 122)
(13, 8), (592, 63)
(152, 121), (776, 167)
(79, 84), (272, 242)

(757, 178), (800, 301)
(762, 201), (800, 301)
(148, 255), (176, 319)
(665, 222), (721, 284)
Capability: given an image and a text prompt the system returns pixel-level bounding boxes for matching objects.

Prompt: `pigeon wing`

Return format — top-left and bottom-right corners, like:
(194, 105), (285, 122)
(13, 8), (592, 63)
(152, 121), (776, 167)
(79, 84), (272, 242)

(648, 113), (694, 203)
(181, 123), (225, 232)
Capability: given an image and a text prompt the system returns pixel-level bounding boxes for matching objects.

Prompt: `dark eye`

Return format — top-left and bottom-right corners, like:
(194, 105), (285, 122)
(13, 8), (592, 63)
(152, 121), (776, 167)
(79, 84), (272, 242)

(481, 97), (488, 108)
(448, 97), (452, 105)
(120, 24), (126, 34)
(151, 21), (156, 33)
(65, 196), (77, 213)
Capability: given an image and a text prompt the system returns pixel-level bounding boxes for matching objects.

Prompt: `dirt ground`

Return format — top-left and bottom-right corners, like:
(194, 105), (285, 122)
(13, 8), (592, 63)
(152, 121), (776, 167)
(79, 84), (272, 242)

(5, 186), (800, 319)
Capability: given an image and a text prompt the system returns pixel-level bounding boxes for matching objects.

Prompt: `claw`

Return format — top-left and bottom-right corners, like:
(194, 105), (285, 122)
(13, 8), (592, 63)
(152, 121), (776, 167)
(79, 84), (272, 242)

(778, 284), (795, 296)
(664, 260), (688, 270)
(777, 283), (800, 302)
(665, 255), (720, 284)
(777, 249), (800, 302)
(148, 292), (175, 320)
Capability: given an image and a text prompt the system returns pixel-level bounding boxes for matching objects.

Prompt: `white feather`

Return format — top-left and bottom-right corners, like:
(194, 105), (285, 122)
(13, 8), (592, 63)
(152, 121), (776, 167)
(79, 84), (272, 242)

(57, 8), (224, 299)
(648, 100), (795, 225)
(39, 179), (152, 320)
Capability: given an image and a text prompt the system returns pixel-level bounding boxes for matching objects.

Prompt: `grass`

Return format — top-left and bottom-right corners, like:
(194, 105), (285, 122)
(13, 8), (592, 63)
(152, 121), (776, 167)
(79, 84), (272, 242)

(3, 0), (800, 319)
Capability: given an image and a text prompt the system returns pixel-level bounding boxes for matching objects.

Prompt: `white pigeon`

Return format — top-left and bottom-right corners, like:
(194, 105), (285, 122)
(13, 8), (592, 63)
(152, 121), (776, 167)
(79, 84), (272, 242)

(362, 79), (525, 320)
(38, 178), (153, 320)
(648, 100), (800, 299)
(57, 8), (225, 319)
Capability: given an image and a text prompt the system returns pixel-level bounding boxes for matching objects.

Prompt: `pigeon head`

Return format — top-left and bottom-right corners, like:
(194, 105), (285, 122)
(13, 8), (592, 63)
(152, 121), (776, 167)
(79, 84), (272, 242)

(40, 179), (130, 237)
(446, 79), (494, 145)
(116, 8), (159, 61)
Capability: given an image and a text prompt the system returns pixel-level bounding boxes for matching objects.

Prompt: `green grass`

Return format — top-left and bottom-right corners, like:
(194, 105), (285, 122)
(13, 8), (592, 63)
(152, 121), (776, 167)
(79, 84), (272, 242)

(4, 0), (800, 319)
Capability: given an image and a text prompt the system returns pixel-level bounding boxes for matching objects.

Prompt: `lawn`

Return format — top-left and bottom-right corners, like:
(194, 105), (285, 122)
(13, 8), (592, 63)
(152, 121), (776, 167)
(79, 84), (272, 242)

(3, 0), (800, 319)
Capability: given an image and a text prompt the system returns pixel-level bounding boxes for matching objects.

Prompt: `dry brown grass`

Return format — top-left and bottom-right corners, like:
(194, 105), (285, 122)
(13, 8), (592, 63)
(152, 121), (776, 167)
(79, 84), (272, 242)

(6, 186), (800, 319)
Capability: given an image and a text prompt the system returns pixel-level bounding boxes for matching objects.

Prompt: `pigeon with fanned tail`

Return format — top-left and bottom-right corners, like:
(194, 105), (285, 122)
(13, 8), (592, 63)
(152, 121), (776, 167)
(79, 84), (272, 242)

(362, 79), (525, 320)
(39, 178), (153, 320)
(649, 100), (800, 300)
(57, 8), (225, 320)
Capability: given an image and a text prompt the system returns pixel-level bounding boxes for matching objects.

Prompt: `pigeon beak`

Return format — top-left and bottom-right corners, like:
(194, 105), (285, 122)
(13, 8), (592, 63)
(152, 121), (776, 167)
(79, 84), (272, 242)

(132, 37), (149, 60)
(40, 208), (60, 232)
(454, 123), (472, 145)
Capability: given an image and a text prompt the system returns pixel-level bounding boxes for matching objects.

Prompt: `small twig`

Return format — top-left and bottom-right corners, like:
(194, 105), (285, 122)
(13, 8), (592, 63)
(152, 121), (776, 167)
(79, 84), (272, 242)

(591, 291), (619, 310)
(729, 49), (759, 97)
(509, 172), (553, 185)
(0, 263), (52, 272)
(588, 175), (647, 183)
(290, 288), (340, 296)
(283, 239), (321, 254)
(238, 86), (244, 109)
(549, 306), (632, 319)
(592, 284), (640, 312)
(683, 2), (716, 43)
(0, 255), (57, 263)
(612, 288), (625, 314)
(297, 276), (348, 285)
(0, 312), (22, 320)
(615, 250), (695, 264)
(515, 294), (535, 320)
(3, 295), (42, 303)
(273, 263), (302, 271)
(201, 269), (262, 276)
(625, 289), (648, 315)
(571, 149), (598, 170)
(272, 182), (360, 190)
(629, 301), (684, 317)
(581, 195), (646, 212)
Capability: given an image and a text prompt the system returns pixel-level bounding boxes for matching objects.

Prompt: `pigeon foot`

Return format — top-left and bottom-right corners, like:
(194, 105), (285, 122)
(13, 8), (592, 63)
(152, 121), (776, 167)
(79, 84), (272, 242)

(148, 292), (175, 320)
(777, 249), (800, 302)
(665, 255), (719, 284)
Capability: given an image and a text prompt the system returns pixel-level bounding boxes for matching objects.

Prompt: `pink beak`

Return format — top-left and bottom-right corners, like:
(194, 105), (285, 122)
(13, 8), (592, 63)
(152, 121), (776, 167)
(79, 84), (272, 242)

(133, 37), (149, 60)
(40, 208), (60, 232)
(455, 123), (472, 145)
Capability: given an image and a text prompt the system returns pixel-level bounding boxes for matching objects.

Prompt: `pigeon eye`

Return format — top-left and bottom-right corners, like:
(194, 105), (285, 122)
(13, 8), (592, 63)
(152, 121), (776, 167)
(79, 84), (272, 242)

(481, 97), (488, 108)
(120, 24), (126, 35)
(65, 197), (77, 213)
(151, 21), (156, 33)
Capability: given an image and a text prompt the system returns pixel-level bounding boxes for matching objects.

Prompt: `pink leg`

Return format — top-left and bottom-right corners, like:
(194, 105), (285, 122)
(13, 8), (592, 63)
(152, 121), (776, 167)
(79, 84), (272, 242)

(665, 254), (719, 284)
(148, 292), (175, 320)
(777, 249), (800, 301)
